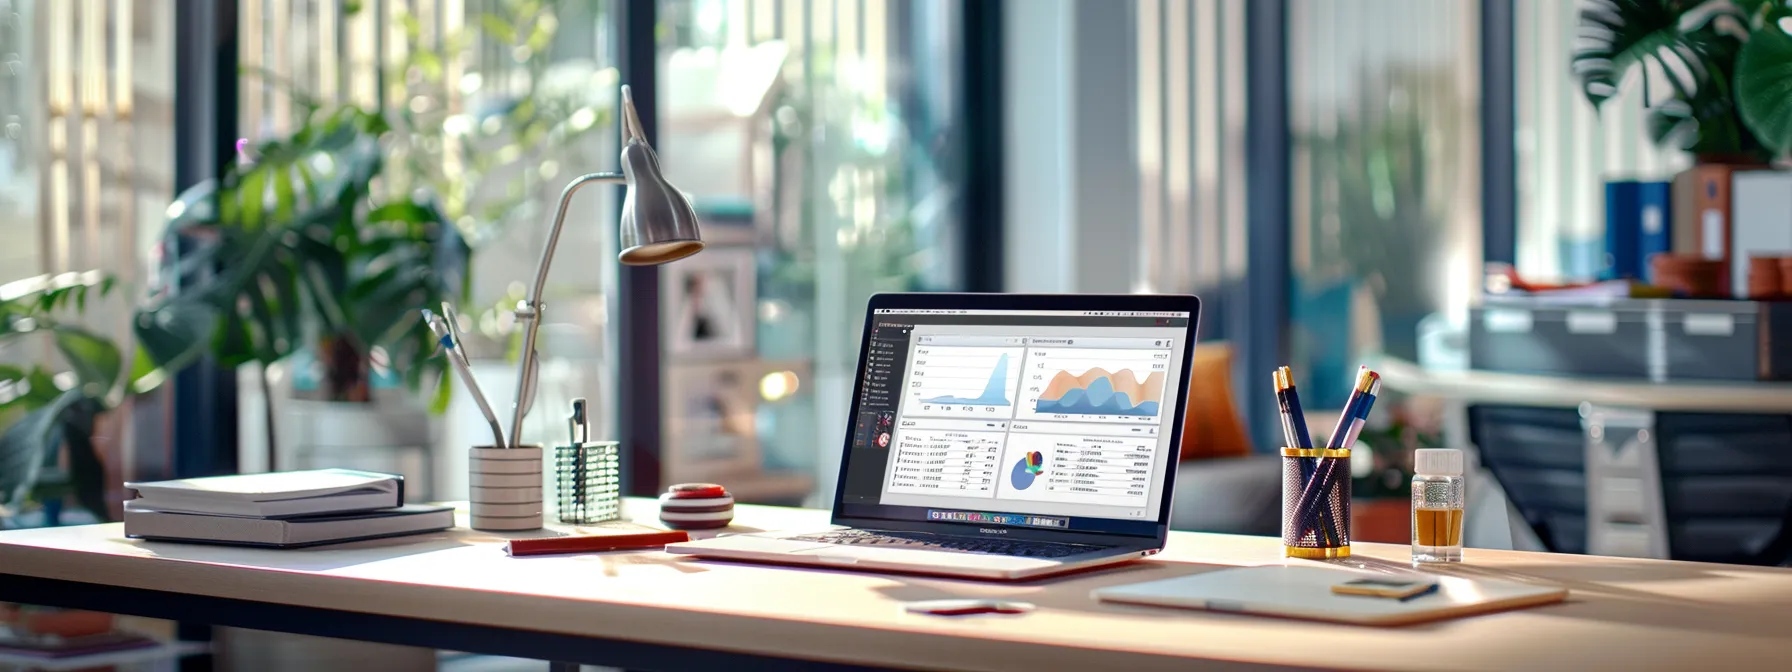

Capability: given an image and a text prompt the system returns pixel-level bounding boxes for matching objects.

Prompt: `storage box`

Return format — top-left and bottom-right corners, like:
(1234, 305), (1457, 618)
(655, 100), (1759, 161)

(1470, 296), (1792, 381)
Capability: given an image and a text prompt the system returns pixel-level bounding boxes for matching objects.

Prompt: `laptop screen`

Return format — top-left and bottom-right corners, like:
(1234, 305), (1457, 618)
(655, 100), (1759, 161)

(834, 305), (1195, 538)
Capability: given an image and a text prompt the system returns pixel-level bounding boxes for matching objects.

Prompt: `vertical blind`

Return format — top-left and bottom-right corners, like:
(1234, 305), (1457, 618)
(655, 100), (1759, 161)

(1133, 0), (1250, 307)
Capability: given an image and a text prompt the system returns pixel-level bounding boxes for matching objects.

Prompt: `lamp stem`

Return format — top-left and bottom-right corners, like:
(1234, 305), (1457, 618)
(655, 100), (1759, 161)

(508, 171), (627, 448)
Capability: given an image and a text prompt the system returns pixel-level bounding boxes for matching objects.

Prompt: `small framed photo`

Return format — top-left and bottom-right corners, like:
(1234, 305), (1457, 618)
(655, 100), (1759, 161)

(662, 361), (764, 482)
(663, 246), (756, 358)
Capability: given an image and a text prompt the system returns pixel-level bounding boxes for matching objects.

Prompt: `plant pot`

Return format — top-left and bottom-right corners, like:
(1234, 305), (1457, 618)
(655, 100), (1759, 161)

(1694, 153), (1771, 167)
(0, 605), (116, 638)
(294, 335), (371, 402)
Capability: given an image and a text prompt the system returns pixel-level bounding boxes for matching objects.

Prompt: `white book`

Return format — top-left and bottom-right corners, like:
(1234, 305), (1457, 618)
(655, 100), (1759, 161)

(123, 505), (454, 548)
(124, 469), (404, 518)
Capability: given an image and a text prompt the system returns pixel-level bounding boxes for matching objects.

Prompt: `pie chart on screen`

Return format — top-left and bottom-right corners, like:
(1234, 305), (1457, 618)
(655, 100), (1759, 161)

(1009, 452), (1045, 490)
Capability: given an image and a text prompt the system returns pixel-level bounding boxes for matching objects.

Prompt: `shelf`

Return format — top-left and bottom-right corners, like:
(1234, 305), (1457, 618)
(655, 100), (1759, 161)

(1372, 356), (1792, 412)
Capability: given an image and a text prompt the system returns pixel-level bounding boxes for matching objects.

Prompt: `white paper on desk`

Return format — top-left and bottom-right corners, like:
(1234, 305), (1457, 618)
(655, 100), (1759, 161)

(1092, 565), (1567, 626)
(126, 469), (399, 501)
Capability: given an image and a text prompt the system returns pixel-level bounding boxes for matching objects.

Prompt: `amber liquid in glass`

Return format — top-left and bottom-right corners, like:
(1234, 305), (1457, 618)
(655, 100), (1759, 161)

(1414, 507), (1464, 547)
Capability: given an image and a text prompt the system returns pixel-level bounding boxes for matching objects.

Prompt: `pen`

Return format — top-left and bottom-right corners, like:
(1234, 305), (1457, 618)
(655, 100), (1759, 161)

(1325, 366), (1378, 450)
(1273, 367), (1314, 450)
(1300, 367), (1381, 542)
(424, 309), (506, 448)
(439, 303), (506, 447)
(569, 397), (591, 445)
(1274, 367), (1319, 510)
(503, 530), (691, 557)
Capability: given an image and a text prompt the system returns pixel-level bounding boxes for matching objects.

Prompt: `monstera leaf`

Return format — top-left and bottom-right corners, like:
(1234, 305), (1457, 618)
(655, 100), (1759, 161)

(1573, 0), (1731, 107)
(1573, 0), (1783, 159)
(1736, 12), (1792, 155)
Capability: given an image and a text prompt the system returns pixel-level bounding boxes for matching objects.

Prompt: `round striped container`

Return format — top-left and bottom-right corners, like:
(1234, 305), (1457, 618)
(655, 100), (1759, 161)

(470, 445), (543, 531)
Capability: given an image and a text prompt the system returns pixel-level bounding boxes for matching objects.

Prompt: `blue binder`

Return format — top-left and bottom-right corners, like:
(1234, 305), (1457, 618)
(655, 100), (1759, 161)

(1636, 181), (1672, 282)
(1604, 180), (1642, 280)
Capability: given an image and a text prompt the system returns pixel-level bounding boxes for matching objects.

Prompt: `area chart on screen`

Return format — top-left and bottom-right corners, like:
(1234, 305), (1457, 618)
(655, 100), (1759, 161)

(902, 345), (1025, 419)
(996, 432), (1155, 508)
(1016, 347), (1170, 424)
(885, 427), (1006, 497)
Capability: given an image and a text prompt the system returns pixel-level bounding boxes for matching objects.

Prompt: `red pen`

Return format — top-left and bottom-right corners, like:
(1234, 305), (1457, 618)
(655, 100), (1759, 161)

(504, 530), (691, 557)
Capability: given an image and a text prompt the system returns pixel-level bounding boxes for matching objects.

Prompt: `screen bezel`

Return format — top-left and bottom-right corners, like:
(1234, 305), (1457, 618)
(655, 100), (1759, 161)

(828, 292), (1203, 548)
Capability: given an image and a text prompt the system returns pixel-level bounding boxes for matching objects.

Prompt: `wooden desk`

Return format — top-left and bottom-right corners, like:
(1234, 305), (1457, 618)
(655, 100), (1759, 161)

(3, 500), (1791, 671)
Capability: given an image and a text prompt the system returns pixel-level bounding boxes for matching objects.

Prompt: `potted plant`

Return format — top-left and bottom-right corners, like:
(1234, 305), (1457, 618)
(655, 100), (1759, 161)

(134, 105), (469, 462)
(0, 272), (135, 526)
(1575, 0), (1792, 162)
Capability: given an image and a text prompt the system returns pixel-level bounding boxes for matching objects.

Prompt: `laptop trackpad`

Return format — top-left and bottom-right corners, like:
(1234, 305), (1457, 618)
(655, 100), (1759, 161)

(790, 546), (1060, 570)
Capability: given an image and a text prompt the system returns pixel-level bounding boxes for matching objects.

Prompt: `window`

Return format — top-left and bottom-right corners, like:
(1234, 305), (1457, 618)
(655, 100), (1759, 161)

(0, 0), (177, 525)
(231, 0), (620, 499)
(1132, 0), (1250, 343)
(656, 0), (966, 504)
(1288, 0), (1481, 408)
(1514, 0), (1690, 280)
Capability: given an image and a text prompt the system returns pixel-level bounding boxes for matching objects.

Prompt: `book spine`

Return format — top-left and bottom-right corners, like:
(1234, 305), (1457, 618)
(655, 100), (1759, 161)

(1637, 181), (1671, 283)
(1603, 180), (1641, 280)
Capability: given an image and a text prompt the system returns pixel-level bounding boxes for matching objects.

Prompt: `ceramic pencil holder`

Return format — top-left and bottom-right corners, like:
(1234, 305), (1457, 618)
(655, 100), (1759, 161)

(470, 445), (543, 531)
(1281, 447), (1351, 559)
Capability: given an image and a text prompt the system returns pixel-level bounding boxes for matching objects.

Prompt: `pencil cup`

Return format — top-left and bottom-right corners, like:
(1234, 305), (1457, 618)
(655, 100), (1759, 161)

(470, 445), (543, 531)
(555, 441), (622, 524)
(1281, 447), (1351, 559)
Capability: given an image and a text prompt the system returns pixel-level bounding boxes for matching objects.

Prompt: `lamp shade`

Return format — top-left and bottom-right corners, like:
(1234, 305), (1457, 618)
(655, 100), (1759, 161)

(616, 84), (703, 266)
(617, 140), (704, 265)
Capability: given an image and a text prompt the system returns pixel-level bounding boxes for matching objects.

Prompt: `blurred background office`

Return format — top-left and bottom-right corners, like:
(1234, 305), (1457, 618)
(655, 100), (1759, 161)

(3, 0), (1790, 566)
(6, 0), (1792, 667)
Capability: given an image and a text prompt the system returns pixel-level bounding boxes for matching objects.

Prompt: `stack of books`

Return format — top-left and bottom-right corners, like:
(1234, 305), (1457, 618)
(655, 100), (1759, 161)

(122, 469), (454, 548)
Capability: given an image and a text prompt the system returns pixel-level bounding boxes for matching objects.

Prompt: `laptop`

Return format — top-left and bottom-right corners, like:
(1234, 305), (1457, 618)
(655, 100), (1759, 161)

(667, 292), (1201, 580)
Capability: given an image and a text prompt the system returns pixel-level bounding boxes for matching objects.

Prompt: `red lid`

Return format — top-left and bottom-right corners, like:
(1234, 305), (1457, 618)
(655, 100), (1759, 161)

(665, 483), (728, 499)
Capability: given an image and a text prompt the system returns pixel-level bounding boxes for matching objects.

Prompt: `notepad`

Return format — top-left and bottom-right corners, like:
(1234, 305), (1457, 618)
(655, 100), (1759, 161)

(124, 469), (404, 518)
(124, 505), (453, 548)
(1093, 564), (1568, 626)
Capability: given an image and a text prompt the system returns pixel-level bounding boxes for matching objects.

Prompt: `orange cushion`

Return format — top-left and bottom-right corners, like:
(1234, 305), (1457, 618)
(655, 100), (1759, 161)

(1179, 343), (1251, 460)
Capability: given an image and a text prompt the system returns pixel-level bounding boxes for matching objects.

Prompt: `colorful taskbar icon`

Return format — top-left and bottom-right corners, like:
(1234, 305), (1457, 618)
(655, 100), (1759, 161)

(927, 509), (1069, 529)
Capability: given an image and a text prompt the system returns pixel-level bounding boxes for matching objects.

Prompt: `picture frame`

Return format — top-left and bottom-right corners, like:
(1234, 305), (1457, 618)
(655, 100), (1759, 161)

(663, 245), (757, 358)
(661, 361), (765, 483)
(662, 358), (816, 489)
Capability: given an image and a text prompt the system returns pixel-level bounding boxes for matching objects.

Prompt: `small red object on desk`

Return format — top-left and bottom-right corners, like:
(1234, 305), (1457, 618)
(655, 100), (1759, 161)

(503, 530), (690, 557)
(664, 483), (727, 499)
(659, 483), (735, 529)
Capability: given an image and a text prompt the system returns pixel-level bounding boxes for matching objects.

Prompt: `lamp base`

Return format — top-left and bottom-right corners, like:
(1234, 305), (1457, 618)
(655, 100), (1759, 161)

(469, 445), (543, 531)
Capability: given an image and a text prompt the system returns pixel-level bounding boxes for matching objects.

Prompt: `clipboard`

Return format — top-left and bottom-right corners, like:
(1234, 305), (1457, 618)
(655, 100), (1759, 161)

(1093, 565), (1568, 626)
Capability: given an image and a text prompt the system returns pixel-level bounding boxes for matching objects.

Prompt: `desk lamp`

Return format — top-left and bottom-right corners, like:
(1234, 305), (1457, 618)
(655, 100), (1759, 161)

(506, 84), (703, 447)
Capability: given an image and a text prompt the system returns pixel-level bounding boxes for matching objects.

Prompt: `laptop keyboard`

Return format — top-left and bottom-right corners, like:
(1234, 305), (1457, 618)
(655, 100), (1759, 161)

(789, 529), (1102, 559)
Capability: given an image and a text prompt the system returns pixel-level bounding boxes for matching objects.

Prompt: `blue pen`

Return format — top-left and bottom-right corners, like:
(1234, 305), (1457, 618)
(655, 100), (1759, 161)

(1274, 367), (1314, 449)
(1275, 367), (1319, 524)
(1300, 368), (1380, 543)
(424, 309), (506, 448)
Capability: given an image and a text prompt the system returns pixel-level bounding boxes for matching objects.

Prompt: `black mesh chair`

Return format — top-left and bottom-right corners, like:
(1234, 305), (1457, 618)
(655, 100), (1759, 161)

(1653, 413), (1792, 565)
(1472, 404), (1792, 566)
(1469, 405), (1587, 555)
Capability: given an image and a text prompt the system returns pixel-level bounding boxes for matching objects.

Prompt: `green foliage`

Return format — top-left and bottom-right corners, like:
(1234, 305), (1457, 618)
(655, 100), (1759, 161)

(1574, 0), (1792, 159)
(134, 105), (469, 409)
(1736, 9), (1792, 154)
(388, 0), (611, 247)
(0, 272), (125, 521)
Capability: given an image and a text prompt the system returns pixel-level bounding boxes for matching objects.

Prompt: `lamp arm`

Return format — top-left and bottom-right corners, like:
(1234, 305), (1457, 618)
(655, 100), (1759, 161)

(507, 171), (627, 447)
